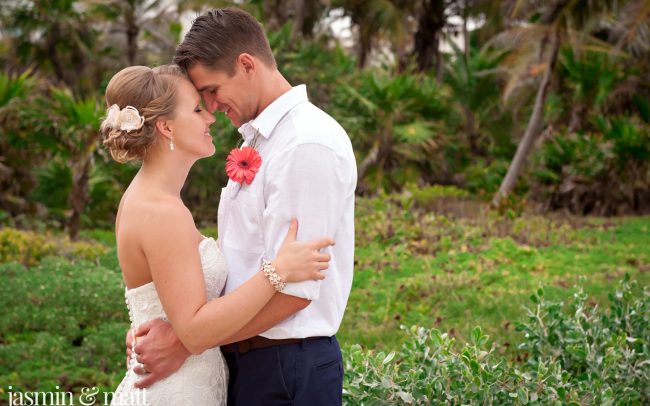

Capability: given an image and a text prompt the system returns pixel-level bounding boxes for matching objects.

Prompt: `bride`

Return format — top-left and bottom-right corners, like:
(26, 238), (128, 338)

(101, 65), (333, 405)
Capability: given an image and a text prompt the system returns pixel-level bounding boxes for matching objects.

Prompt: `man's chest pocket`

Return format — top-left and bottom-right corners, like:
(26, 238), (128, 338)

(218, 184), (265, 251)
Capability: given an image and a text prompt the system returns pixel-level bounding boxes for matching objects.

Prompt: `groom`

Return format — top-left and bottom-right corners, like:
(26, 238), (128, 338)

(127, 7), (356, 405)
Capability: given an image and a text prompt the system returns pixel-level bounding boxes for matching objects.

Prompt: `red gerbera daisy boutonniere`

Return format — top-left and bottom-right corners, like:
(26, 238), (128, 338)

(225, 146), (262, 185)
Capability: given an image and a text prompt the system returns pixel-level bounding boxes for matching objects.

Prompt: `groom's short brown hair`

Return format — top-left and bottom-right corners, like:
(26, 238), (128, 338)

(173, 8), (277, 76)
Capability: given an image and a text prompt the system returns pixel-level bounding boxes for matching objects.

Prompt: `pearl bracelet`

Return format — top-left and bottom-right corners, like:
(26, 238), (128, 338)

(261, 260), (286, 292)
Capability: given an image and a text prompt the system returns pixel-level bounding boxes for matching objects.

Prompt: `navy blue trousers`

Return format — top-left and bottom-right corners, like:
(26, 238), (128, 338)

(223, 336), (343, 405)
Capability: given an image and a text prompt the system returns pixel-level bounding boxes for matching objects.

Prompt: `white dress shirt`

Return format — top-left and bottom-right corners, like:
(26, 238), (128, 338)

(217, 85), (357, 339)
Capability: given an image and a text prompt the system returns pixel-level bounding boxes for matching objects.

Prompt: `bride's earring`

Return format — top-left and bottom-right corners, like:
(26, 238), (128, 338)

(169, 138), (174, 151)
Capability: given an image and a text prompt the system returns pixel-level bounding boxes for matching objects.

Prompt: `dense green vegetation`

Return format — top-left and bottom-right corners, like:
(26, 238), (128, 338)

(1, 1), (649, 239)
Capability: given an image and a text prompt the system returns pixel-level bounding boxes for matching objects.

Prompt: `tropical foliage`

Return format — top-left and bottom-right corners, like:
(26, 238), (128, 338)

(1, 0), (649, 238)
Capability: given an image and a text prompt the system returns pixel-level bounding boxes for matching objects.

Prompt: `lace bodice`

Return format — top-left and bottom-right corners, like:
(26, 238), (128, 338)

(111, 237), (229, 405)
(124, 237), (228, 325)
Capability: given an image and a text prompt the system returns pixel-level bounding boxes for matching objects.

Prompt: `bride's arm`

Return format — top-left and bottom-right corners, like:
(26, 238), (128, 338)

(219, 294), (309, 345)
(143, 204), (329, 355)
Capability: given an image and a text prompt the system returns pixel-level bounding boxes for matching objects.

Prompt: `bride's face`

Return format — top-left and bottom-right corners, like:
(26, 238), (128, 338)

(167, 79), (217, 158)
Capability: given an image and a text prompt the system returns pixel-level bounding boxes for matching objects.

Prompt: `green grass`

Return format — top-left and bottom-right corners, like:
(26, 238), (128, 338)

(338, 196), (650, 357)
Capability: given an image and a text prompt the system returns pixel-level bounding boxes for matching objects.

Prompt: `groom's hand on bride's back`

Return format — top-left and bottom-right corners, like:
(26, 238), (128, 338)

(124, 319), (191, 388)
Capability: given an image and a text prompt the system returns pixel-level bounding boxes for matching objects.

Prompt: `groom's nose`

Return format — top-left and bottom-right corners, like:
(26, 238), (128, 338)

(205, 99), (219, 114)
(201, 93), (219, 114)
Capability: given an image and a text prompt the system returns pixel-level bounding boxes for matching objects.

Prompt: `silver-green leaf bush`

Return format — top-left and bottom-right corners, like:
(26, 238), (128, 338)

(343, 276), (649, 405)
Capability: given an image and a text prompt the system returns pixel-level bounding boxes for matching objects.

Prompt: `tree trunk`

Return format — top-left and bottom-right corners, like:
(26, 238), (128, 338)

(413, 0), (445, 73)
(568, 103), (584, 132)
(357, 141), (380, 182)
(124, 3), (139, 65)
(492, 28), (560, 207)
(67, 149), (94, 241)
(292, 0), (322, 39)
(462, 104), (481, 155)
(46, 23), (75, 90)
(462, 0), (469, 58)
(127, 27), (139, 65)
(435, 46), (445, 84)
(299, 0), (322, 38)
(291, 0), (306, 39)
(358, 33), (371, 68)
(264, 0), (290, 31)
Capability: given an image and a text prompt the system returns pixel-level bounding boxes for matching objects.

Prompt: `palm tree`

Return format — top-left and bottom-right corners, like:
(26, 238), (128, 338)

(559, 48), (627, 132)
(412, 0), (460, 79)
(250, 0), (328, 38)
(335, 71), (450, 193)
(334, 0), (414, 68)
(0, 0), (100, 96)
(490, 0), (620, 207)
(0, 70), (40, 215)
(291, 0), (329, 39)
(445, 40), (506, 156)
(608, 0), (650, 57)
(95, 0), (181, 66)
(34, 89), (103, 240)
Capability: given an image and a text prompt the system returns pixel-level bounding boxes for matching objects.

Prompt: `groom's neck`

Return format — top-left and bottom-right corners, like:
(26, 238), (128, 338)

(254, 70), (292, 119)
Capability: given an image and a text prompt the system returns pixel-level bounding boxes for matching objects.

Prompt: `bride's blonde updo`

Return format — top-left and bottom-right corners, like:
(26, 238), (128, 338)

(100, 65), (186, 163)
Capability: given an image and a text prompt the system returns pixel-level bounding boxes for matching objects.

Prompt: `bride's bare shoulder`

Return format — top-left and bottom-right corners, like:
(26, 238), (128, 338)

(117, 190), (195, 242)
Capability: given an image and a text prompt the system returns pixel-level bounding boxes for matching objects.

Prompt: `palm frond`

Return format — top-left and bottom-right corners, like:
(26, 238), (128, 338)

(610, 0), (650, 55)
(485, 24), (550, 51)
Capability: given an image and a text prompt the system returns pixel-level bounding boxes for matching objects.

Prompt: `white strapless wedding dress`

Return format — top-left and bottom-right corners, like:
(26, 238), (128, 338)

(111, 238), (228, 405)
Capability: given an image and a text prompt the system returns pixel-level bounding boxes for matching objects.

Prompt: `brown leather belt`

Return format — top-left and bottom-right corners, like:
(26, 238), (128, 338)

(221, 335), (327, 354)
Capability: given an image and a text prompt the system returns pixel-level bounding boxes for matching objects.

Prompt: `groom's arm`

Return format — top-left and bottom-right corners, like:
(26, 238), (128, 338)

(262, 143), (352, 301)
(221, 144), (348, 342)
(220, 293), (310, 344)
(125, 294), (308, 387)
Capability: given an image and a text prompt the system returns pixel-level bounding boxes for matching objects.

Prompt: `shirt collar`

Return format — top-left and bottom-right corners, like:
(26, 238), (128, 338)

(238, 84), (308, 144)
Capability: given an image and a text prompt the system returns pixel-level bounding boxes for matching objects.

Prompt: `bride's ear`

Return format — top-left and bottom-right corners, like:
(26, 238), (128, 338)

(155, 118), (173, 143)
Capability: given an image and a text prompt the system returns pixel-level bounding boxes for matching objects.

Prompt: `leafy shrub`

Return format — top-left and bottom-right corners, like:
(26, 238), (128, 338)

(399, 184), (470, 212)
(30, 159), (72, 223)
(0, 227), (108, 266)
(331, 70), (453, 194)
(0, 259), (128, 392)
(343, 277), (649, 404)
(270, 23), (356, 108)
(462, 159), (511, 198)
(0, 228), (57, 266)
(516, 275), (650, 403)
(344, 326), (570, 404)
(0, 258), (125, 339)
(531, 118), (650, 215)
(354, 190), (593, 261)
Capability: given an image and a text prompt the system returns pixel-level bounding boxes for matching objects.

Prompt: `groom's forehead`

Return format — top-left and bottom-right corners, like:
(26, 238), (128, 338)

(188, 65), (232, 89)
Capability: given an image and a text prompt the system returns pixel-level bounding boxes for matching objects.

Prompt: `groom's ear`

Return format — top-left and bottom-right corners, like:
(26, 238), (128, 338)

(238, 53), (256, 75)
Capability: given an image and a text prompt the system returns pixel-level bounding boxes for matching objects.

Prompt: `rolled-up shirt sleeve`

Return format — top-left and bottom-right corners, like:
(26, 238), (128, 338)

(262, 142), (352, 300)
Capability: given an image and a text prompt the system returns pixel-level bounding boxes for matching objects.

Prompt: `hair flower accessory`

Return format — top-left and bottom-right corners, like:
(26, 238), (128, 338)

(106, 104), (145, 132)
(226, 146), (262, 185)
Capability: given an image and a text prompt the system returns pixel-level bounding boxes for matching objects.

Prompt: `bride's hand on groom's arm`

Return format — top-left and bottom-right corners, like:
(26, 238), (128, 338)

(273, 218), (335, 283)
(124, 319), (191, 389)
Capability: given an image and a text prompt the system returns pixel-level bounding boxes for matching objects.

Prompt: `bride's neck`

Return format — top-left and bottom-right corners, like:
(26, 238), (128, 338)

(136, 153), (193, 198)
